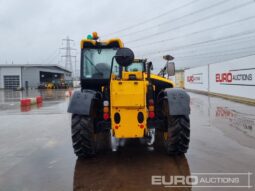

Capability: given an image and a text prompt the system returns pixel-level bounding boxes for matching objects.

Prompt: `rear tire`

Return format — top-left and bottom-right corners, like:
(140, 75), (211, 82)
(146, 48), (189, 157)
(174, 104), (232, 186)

(165, 116), (190, 155)
(71, 114), (96, 158)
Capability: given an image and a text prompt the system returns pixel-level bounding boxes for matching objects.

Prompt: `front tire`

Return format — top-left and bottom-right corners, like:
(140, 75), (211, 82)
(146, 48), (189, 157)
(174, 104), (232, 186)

(71, 114), (96, 158)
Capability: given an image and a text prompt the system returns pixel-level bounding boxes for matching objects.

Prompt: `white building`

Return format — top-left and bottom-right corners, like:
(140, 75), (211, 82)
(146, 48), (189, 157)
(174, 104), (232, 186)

(0, 64), (72, 89)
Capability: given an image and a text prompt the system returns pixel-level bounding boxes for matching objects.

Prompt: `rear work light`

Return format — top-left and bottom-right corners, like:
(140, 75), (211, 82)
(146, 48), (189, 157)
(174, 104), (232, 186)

(149, 99), (154, 106)
(103, 107), (109, 113)
(103, 101), (109, 106)
(103, 113), (110, 120)
(148, 99), (155, 119)
(149, 111), (155, 119)
(103, 100), (110, 120)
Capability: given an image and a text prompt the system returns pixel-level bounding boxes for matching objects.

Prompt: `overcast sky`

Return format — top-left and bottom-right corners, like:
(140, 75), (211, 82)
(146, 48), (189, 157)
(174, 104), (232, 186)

(1, 0), (255, 72)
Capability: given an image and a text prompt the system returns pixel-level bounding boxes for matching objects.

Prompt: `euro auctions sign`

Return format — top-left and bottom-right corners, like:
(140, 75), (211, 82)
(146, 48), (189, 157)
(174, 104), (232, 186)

(187, 73), (203, 84)
(215, 68), (255, 86)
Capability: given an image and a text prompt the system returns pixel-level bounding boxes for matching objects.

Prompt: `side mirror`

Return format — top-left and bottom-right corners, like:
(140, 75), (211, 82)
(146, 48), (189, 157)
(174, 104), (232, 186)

(166, 62), (175, 76)
(115, 48), (134, 67)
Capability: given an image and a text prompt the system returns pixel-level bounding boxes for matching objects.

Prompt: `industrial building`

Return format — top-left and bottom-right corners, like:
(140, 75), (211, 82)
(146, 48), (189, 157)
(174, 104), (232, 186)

(0, 64), (72, 89)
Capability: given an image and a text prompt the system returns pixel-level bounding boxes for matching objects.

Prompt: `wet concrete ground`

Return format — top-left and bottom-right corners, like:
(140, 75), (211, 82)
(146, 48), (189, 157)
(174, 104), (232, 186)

(0, 89), (254, 191)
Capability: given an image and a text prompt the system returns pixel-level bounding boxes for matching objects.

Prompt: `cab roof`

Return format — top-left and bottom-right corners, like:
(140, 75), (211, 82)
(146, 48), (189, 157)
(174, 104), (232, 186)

(80, 38), (124, 49)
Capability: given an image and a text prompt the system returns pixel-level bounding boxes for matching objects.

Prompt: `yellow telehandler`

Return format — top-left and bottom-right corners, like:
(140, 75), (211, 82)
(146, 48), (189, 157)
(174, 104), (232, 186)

(68, 32), (190, 157)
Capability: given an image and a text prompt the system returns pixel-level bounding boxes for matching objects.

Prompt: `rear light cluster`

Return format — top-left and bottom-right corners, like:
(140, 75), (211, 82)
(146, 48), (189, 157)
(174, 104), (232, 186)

(103, 101), (110, 120)
(148, 99), (155, 119)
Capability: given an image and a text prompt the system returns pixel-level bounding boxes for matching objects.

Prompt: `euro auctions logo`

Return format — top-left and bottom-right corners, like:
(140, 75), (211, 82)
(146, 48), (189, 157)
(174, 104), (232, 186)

(151, 173), (253, 188)
(187, 73), (203, 84)
(216, 72), (233, 83)
(215, 68), (254, 86)
(187, 76), (195, 82)
(216, 72), (252, 83)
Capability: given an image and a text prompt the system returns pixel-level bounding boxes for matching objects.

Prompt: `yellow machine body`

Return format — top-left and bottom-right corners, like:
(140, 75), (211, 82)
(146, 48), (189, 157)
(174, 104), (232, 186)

(110, 71), (148, 138)
(80, 35), (175, 139)
(46, 82), (55, 89)
(148, 73), (175, 88)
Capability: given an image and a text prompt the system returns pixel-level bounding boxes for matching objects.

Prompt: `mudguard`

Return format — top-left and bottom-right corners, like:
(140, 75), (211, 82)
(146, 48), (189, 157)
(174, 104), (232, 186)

(164, 88), (190, 116)
(67, 90), (96, 115)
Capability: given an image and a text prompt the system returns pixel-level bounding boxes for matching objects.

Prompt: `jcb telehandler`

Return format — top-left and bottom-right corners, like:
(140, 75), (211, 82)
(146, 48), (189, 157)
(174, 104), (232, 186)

(68, 32), (190, 157)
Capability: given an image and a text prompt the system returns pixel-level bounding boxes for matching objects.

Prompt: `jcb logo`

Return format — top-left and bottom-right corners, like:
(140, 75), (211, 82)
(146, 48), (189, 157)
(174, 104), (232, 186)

(216, 73), (232, 83)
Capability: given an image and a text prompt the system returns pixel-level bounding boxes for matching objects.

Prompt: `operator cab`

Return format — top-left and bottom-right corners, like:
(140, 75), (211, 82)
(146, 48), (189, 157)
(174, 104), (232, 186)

(80, 33), (123, 90)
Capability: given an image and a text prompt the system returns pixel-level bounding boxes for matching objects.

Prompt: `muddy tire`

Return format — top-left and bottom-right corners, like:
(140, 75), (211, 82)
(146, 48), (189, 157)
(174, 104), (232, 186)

(71, 114), (96, 158)
(165, 116), (190, 155)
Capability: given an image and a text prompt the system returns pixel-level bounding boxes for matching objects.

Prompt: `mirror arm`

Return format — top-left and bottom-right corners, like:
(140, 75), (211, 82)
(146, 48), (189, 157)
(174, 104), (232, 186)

(109, 56), (117, 85)
(147, 62), (152, 83)
(119, 65), (123, 79)
(166, 61), (169, 78)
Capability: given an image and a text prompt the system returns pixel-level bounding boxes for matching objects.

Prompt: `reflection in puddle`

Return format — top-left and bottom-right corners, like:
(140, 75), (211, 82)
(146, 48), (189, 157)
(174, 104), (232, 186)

(20, 102), (43, 112)
(190, 92), (255, 148)
(0, 89), (71, 114)
(20, 105), (31, 112)
(0, 89), (69, 104)
(73, 139), (191, 191)
(3, 90), (22, 102)
(215, 106), (255, 139)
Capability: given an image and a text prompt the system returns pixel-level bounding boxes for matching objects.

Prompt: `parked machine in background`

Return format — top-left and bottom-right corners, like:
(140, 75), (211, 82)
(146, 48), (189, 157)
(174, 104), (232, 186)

(38, 79), (72, 89)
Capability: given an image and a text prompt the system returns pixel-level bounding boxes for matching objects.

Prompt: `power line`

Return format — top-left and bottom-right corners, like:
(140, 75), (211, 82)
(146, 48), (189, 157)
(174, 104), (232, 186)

(164, 34), (255, 53)
(40, 49), (59, 65)
(152, 51), (255, 70)
(131, 15), (255, 49)
(47, 53), (59, 65)
(174, 51), (255, 67)
(126, 0), (254, 44)
(121, 0), (230, 38)
(102, 0), (198, 37)
(170, 36), (255, 57)
(174, 46), (255, 60)
(138, 30), (255, 57)
(158, 37), (255, 58)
